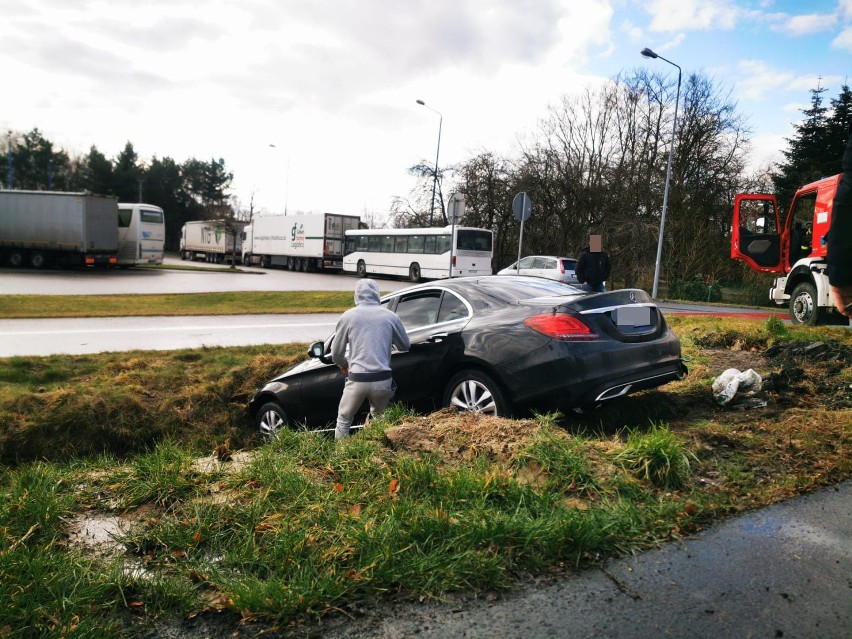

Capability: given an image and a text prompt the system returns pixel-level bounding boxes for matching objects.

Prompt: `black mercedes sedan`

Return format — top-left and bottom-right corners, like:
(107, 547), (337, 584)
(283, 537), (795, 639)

(249, 276), (687, 436)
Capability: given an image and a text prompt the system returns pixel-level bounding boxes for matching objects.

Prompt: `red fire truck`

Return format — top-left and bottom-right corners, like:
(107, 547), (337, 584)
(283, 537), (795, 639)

(730, 173), (842, 325)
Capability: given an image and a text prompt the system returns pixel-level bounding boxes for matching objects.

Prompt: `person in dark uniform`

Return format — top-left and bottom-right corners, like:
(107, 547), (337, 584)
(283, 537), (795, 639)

(828, 121), (852, 318)
(575, 234), (611, 293)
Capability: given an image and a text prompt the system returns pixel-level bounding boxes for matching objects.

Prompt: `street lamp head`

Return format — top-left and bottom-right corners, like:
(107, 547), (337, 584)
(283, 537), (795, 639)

(640, 47), (658, 59)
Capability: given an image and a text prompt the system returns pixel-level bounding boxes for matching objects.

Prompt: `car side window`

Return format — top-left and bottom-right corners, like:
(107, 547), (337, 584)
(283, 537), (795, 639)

(518, 256), (535, 269)
(394, 291), (442, 329)
(542, 258), (557, 269)
(436, 291), (469, 323)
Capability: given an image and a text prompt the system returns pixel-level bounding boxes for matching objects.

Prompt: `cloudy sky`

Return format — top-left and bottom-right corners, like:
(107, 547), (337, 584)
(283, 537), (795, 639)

(1, 0), (850, 218)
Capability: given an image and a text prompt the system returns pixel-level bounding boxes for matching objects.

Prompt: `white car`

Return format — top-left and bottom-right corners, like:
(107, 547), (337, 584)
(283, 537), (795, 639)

(497, 255), (579, 285)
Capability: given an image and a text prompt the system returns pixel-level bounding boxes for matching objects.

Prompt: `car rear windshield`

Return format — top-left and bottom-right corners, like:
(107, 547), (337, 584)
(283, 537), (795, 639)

(476, 277), (580, 301)
(560, 258), (576, 270)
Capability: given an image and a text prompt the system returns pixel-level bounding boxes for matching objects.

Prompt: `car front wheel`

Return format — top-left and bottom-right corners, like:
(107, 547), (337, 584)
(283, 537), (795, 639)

(790, 281), (821, 325)
(442, 370), (508, 417)
(255, 401), (288, 438)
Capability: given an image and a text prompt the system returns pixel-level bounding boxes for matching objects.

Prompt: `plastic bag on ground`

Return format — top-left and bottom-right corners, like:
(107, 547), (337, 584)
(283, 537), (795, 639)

(712, 368), (763, 406)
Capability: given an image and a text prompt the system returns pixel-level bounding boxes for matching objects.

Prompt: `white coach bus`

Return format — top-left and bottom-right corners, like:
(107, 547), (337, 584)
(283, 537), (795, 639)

(117, 203), (165, 266)
(342, 226), (493, 282)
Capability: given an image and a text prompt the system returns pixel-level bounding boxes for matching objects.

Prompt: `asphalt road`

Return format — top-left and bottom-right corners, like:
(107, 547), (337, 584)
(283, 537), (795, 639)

(0, 258), (412, 296)
(313, 480), (852, 639)
(0, 260), (807, 357)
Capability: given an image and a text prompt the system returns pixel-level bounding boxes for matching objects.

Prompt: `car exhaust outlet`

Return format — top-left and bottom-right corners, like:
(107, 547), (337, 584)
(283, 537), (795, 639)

(596, 384), (633, 402)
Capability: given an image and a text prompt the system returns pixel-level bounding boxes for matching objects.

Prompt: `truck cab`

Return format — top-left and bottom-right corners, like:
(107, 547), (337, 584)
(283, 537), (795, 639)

(731, 174), (840, 324)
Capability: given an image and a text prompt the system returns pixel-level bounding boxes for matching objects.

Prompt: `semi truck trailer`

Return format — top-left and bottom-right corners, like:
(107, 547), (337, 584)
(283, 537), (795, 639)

(241, 213), (362, 271)
(179, 220), (242, 264)
(0, 190), (119, 268)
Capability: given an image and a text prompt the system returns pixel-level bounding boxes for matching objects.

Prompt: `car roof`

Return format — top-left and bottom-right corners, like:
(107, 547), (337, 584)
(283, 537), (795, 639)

(382, 275), (583, 307)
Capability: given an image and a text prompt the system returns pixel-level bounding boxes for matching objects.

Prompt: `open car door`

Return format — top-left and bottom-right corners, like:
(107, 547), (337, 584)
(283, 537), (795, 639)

(731, 194), (785, 273)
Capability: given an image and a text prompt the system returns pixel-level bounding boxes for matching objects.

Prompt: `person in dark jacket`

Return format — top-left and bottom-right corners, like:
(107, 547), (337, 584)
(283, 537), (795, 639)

(828, 120), (852, 318)
(331, 278), (410, 440)
(575, 234), (611, 293)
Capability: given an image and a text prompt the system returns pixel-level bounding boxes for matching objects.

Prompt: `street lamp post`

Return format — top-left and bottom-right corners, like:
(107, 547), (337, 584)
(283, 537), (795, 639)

(269, 143), (289, 215)
(641, 47), (681, 300)
(416, 99), (442, 226)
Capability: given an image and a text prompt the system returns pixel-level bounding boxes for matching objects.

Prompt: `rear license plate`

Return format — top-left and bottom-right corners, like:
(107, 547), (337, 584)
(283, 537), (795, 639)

(616, 307), (651, 327)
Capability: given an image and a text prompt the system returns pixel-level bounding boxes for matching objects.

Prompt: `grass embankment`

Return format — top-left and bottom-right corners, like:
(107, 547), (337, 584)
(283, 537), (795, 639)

(0, 291), (354, 318)
(0, 317), (849, 637)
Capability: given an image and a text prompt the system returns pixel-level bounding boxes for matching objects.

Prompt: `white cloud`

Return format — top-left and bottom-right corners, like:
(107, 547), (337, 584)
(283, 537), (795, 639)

(832, 26), (852, 50)
(645, 0), (740, 32)
(771, 12), (835, 36)
(734, 60), (842, 101)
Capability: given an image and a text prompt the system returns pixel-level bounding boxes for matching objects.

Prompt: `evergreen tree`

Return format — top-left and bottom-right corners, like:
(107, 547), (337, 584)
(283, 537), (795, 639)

(112, 142), (143, 202)
(772, 84), (845, 214)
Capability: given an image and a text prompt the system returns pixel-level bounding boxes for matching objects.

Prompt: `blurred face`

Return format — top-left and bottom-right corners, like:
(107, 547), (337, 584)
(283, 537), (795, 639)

(590, 235), (602, 252)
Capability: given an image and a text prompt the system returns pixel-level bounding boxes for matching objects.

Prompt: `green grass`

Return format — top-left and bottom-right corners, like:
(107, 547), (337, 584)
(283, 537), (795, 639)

(0, 316), (849, 634)
(0, 291), (356, 318)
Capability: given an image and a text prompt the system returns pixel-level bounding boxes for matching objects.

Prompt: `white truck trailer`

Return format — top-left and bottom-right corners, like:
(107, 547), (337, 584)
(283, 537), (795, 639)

(179, 220), (242, 264)
(242, 213), (362, 271)
(0, 190), (119, 268)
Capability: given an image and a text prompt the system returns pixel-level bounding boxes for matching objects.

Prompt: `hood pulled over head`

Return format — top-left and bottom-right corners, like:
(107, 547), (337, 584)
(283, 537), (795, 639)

(354, 278), (381, 306)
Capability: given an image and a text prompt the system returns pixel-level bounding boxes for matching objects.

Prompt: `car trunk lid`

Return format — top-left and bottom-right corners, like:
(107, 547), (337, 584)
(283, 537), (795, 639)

(521, 288), (664, 343)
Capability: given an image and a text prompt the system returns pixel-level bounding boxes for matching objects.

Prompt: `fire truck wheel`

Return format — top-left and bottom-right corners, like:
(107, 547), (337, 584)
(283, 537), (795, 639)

(790, 281), (821, 326)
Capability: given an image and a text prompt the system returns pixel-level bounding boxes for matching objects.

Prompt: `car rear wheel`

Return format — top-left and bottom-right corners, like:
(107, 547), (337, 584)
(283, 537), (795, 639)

(442, 370), (508, 417)
(255, 401), (289, 438)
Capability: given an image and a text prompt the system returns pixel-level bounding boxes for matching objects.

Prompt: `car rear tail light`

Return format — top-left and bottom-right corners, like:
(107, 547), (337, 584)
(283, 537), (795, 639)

(560, 262), (565, 274)
(524, 313), (597, 340)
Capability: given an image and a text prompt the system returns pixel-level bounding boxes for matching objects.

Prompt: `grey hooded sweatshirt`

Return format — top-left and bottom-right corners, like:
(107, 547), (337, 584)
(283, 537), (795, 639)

(331, 279), (410, 381)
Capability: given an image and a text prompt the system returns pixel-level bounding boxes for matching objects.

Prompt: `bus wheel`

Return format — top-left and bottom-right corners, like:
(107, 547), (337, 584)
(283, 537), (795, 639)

(790, 282), (822, 325)
(29, 252), (46, 269)
(357, 260), (367, 278)
(409, 262), (421, 282)
(8, 251), (24, 267)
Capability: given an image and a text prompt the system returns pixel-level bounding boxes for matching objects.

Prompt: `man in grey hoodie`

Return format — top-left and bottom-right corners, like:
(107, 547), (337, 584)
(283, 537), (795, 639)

(331, 278), (411, 440)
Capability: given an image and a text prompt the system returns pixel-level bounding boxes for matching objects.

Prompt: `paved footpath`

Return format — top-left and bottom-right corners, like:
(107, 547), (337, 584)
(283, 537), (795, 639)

(313, 480), (852, 639)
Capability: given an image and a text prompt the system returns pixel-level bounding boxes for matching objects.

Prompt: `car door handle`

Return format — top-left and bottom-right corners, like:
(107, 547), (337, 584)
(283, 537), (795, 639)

(427, 333), (448, 343)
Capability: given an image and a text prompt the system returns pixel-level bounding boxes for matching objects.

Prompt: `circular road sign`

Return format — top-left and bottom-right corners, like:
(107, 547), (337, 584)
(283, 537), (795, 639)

(512, 192), (532, 222)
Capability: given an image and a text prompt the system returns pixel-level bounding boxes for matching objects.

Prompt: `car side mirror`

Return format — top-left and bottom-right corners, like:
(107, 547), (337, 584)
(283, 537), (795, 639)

(308, 341), (333, 364)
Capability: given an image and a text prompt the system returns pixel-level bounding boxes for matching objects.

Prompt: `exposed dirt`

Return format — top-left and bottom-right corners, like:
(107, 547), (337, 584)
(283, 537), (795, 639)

(112, 337), (852, 638)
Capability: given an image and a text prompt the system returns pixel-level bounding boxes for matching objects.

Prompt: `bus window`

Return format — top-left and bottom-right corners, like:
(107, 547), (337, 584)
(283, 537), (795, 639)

(456, 229), (493, 251)
(424, 236), (436, 253)
(368, 236), (381, 252)
(345, 237), (356, 254)
(355, 234), (368, 251)
(408, 235), (424, 253)
(140, 209), (164, 224)
(118, 209), (133, 228)
(394, 236), (408, 253)
(381, 235), (394, 252)
(436, 234), (451, 254)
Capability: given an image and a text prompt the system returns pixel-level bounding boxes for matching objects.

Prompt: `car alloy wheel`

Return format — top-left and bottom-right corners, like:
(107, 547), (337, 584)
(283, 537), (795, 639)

(443, 370), (508, 416)
(255, 401), (288, 438)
